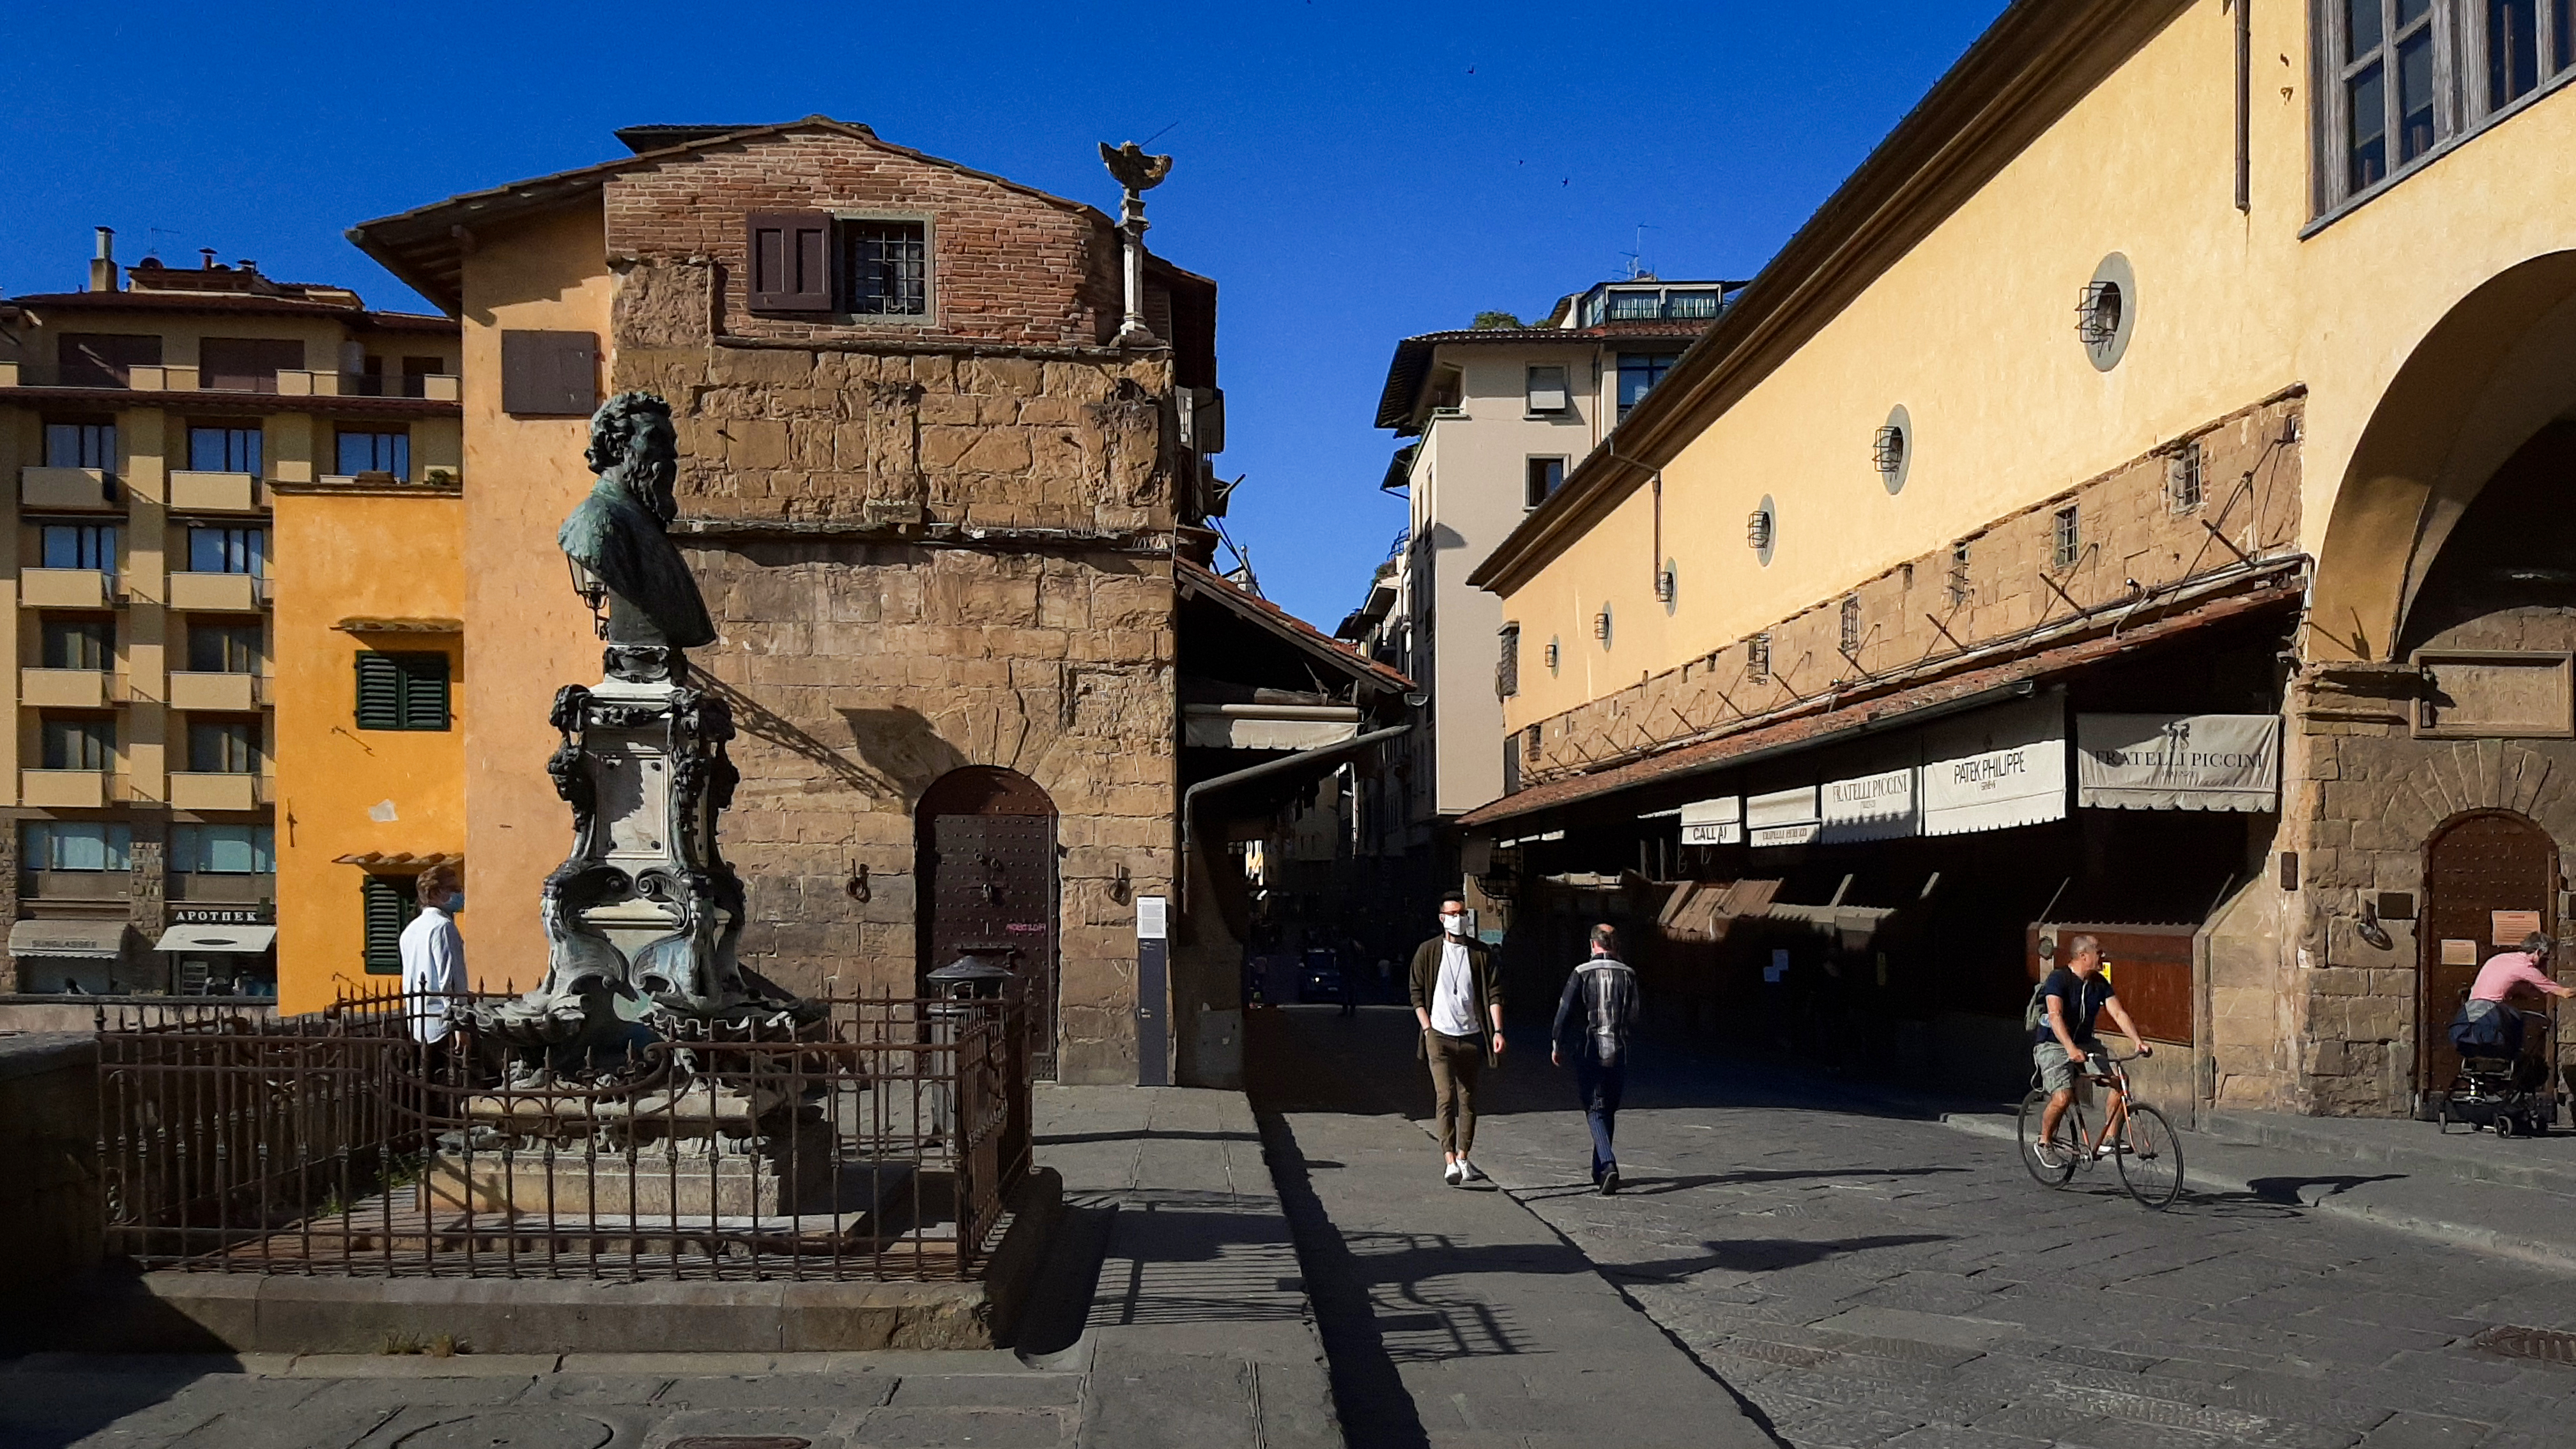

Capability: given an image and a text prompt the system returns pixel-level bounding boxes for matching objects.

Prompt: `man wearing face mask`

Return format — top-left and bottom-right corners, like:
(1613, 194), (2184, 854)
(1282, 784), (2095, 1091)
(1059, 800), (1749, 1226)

(1409, 890), (1506, 1185)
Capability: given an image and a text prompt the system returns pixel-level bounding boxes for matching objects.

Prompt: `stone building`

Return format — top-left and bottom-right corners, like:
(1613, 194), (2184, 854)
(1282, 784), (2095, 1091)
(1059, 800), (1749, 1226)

(348, 118), (1404, 1085)
(0, 234), (459, 998)
(1457, 0), (2576, 1119)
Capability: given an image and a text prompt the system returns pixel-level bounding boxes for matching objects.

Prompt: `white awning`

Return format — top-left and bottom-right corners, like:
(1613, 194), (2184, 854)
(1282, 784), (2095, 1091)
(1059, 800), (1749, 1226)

(1747, 785), (1820, 847)
(1822, 767), (1919, 843)
(155, 924), (279, 954)
(1181, 704), (1363, 751)
(1921, 693), (2068, 837)
(9, 917), (131, 959)
(2076, 713), (2281, 811)
(1679, 797), (1741, 845)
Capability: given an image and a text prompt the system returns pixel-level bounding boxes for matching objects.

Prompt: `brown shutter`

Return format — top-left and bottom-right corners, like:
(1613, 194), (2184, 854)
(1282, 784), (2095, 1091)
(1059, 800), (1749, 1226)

(500, 330), (598, 416)
(746, 210), (832, 312)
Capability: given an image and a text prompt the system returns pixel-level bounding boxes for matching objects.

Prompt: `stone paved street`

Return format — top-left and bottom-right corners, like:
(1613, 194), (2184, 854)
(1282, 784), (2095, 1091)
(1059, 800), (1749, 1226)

(1256, 1006), (2576, 1449)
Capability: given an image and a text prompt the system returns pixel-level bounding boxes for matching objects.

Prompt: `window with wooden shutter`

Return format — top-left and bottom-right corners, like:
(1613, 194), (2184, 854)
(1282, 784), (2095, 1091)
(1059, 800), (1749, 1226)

(362, 873), (418, 975)
(498, 330), (599, 417)
(355, 651), (450, 732)
(746, 211), (833, 312)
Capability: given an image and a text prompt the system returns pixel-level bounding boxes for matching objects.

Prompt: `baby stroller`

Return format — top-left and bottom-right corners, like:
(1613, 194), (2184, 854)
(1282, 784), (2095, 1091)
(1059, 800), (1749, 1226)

(2439, 997), (2560, 1137)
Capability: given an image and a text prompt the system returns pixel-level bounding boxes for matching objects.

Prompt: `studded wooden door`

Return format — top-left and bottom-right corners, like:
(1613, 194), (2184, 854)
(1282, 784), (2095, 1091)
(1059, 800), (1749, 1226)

(918, 769), (1059, 1081)
(2419, 811), (2557, 1098)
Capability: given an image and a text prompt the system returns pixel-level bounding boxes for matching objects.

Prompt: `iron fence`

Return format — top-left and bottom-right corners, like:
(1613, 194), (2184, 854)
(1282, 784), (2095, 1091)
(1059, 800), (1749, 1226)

(96, 988), (1031, 1280)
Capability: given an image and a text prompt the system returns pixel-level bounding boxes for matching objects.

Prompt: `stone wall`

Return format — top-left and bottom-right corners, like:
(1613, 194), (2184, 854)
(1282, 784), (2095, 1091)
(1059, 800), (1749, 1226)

(596, 130), (1189, 1085)
(1515, 391), (2305, 781)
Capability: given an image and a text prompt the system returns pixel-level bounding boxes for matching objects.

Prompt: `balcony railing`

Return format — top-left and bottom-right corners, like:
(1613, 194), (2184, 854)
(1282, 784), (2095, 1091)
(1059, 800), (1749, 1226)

(167, 471), (260, 512)
(21, 769), (125, 809)
(20, 467), (118, 509)
(167, 772), (268, 812)
(168, 671), (265, 712)
(0, 360), (458, 402)
(20, 569), (116, 609)
(167, 572), (267, 611)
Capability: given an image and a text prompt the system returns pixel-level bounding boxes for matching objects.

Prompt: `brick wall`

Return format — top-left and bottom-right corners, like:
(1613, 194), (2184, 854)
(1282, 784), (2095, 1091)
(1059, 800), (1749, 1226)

(602, 131), (1123, 349)
(1517, 392), (2306, 780)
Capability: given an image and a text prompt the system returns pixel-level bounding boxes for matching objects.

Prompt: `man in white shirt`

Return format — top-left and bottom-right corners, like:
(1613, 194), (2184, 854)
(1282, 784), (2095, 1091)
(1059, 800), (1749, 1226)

(1408, 891), (1506, 1185)
(399, 863), (467, 1045)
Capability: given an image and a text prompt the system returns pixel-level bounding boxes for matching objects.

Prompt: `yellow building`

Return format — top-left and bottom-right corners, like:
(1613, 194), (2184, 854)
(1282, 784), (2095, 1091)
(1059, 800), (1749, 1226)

(0, 232), (459, 997)
(268, 474), (464, 1015)
(1462, 0), (2576, 1119)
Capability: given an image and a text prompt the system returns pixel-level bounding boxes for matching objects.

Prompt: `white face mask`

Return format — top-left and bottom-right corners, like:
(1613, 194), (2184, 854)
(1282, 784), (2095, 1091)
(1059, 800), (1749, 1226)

(1440, 912), (1468, 937)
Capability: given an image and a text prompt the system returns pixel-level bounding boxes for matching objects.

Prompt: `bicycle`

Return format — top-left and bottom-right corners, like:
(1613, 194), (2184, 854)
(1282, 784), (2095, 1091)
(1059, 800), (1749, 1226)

(2016, 1048), (2184, 1209)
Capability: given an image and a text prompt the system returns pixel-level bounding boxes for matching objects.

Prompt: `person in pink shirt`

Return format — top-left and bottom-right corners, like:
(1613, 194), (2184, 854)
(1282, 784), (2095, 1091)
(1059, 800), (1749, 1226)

(2454, 933), (2573, 1068)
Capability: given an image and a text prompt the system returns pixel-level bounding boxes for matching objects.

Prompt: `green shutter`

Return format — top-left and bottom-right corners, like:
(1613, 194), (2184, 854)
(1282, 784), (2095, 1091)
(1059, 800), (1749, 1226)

(355, 652), (402, 730)
(398, 653), (451, 731)
(356, 651), (450, 731)
(361, 874), (418, 974)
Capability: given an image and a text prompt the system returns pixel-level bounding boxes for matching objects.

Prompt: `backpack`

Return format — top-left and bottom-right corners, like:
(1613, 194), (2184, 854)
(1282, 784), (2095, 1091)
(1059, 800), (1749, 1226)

(2023, 977), (2053, 1036)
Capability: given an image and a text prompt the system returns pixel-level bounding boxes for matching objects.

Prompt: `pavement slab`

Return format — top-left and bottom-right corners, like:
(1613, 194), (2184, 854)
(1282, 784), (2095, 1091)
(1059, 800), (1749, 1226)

(1252, 1003), (2576, 1449)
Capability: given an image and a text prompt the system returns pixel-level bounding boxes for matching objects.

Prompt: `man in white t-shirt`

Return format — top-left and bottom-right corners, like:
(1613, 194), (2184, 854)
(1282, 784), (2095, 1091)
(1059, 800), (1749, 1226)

(1408, 891), (1506, 1185)
(399, 862), (467, 1045)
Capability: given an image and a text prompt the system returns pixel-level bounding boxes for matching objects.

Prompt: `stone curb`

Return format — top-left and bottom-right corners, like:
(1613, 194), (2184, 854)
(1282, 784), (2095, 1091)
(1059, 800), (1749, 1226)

(1936, 1110), (2576, 1273)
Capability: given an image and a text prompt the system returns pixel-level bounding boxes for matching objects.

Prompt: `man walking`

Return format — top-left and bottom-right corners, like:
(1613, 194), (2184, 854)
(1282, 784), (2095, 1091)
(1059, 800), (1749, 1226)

(1552, 924), (1642, 1194)
(1411, 891), (1505, 1186)
(400, 863), (468, 1046)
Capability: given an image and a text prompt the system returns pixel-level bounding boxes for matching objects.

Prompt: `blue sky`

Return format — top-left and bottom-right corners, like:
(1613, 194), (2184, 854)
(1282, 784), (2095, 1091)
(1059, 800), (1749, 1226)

(0, 0), (2005, 629)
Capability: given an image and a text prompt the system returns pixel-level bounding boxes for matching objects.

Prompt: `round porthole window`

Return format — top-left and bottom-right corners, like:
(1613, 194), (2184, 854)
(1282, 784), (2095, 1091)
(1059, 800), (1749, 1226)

(1874, 405), (1912, 495)
(1747, 494), (1777, 567)
(2080, 252), (2136, 372)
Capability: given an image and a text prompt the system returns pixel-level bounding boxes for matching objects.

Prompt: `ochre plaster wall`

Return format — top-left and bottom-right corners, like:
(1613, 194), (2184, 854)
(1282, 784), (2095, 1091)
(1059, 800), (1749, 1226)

(271, 488), (464, 1014)
(457, 204), (616, 990)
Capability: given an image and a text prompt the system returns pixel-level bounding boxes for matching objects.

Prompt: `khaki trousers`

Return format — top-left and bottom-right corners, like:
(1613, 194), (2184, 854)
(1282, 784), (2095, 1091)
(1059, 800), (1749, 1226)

(1425, 1031), (1483, 1155)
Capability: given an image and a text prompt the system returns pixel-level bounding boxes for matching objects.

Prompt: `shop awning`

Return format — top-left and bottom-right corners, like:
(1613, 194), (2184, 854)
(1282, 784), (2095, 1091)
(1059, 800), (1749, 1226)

(9, 917), (131, 959)
(154, 924), (278, 954)
(2076, 712), (2281, 811)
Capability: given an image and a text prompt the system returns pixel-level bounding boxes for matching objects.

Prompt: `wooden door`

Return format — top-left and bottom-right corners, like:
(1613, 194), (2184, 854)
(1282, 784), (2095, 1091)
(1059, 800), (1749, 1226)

(917, 769), (1059, 1080)
(2419, 811), (2558, 1097)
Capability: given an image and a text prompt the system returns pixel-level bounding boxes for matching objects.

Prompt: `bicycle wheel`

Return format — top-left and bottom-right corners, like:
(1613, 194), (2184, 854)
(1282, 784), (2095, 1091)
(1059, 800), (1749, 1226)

(2017, 1089), (2079, 1187)
(2115, 1103), (2184, 1209)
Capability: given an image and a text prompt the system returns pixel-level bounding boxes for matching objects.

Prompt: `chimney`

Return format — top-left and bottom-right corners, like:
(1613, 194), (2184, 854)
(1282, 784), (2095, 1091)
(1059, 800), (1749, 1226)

(88, 227), (116, 293)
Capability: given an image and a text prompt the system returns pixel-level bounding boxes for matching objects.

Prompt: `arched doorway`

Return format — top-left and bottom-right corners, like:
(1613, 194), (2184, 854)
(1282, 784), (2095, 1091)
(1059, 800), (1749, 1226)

(917, 767), (1059, 1080)
(2419, 810), (2557, 1101)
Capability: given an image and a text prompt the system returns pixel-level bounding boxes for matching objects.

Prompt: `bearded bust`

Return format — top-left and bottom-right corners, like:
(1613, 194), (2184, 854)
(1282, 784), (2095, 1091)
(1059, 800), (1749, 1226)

(558, 392), (717, 649)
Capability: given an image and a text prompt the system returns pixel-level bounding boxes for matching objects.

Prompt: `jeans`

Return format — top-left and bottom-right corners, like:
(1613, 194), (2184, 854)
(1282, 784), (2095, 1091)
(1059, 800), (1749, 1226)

(1426, 1031), (1483, 1155)
(1575, 1051), (1625, 1181)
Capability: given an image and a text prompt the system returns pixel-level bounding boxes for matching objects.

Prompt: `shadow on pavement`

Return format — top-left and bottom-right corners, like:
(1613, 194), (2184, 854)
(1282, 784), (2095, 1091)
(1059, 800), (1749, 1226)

(1257, 1110), (1432, 1449)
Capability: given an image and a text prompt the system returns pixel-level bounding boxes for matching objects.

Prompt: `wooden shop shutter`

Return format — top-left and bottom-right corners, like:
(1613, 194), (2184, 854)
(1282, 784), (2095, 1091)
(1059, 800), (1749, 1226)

(498, 330), (599, 417)
(746, 211), (833, 312)
(361, 874), (418, 975)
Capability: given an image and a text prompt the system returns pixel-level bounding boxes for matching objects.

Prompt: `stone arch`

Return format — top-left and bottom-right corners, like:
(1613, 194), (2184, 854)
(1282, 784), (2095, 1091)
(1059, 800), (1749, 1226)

(2307, 250), (2576, 662)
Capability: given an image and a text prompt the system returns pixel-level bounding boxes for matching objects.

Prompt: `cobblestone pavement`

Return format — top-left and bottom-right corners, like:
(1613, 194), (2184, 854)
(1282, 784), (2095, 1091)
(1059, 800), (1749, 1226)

(1262, 1006), (2576, 1449)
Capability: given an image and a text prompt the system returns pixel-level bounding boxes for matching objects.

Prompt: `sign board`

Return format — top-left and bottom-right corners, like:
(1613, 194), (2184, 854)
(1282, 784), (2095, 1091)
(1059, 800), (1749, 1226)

(1922, 694), (2067, 837)
(1821, 767), (1918, 843)
(1135, 895), (1168, 941)
(1747, 785), (1820, 848)
(172, 905), (273, 926)
(1679, 797), (1741, 846)
(2442, 939), (2480, 966)
(2492, 910), (2543, 946)
(2076, 713), (2281, 811)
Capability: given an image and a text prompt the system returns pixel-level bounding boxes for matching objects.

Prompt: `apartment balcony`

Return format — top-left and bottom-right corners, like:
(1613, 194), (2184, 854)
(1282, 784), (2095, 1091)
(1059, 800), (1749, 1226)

(0, 361), (459, 402)
(168, 671), (264, 711)
(167, 572), (265, 612)
(20, 869), (133, 902)
(21, 569), (113, 608)
(168, 772), (264, 812)
(20, 668), (121, 709)
(22, 769), (114, 809)
(167, 471), (260, 513)
(20, 467), (118, 510)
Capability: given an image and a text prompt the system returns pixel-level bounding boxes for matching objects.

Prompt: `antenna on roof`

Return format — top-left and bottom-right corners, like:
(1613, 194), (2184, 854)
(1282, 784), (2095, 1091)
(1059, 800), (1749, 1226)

(1621, 223), (1660, 281)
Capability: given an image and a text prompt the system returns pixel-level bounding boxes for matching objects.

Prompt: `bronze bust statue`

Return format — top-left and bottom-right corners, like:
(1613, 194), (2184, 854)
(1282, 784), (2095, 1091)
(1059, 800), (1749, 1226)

(560, 392), (717, 652)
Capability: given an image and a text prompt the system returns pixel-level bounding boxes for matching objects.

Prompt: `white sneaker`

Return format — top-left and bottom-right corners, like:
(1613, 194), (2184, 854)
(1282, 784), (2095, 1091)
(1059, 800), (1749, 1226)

(1443, 1161), (1464, 1186)
(1460, 1160), (1489, 1183)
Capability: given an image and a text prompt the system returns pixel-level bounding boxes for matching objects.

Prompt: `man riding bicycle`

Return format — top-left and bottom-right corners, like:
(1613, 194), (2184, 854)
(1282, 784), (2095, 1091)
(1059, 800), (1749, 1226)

(2033, 933), (2150, 1158)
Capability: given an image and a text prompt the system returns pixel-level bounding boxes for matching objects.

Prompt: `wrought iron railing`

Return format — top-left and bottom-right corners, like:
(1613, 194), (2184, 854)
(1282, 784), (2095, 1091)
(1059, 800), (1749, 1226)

(96, 988), (1031, 1281)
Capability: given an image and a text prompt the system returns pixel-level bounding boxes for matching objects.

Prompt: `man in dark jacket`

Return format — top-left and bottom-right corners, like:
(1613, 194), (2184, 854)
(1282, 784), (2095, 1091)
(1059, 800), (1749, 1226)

(1410, 891), (1505, 1186)
(1552, 923), (1642, 1193)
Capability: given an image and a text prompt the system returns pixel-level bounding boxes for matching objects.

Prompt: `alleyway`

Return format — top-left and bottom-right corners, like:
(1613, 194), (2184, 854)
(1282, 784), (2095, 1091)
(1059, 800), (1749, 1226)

(1250, 1005), (2576, 1449)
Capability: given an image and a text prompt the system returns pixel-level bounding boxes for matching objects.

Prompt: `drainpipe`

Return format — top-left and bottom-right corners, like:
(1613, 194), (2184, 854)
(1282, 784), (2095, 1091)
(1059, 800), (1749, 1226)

(89, 227), (116, 293)
(1178, 724), (1411, 912)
